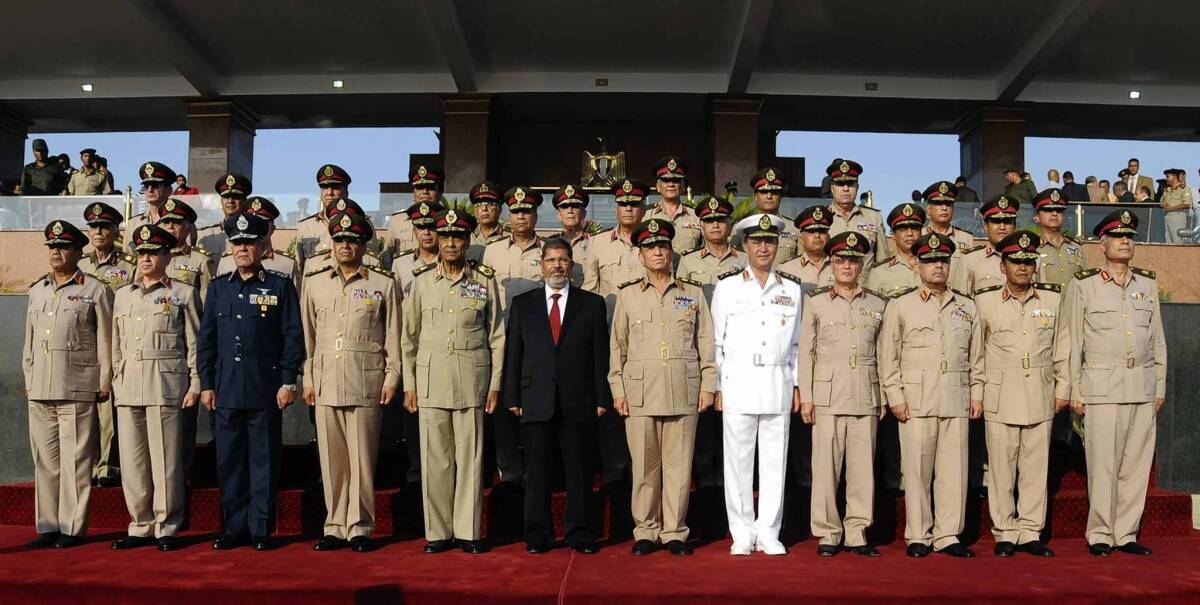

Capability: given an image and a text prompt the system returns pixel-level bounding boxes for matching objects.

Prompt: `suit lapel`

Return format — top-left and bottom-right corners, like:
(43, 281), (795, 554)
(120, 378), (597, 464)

(556, 289), (581, 346)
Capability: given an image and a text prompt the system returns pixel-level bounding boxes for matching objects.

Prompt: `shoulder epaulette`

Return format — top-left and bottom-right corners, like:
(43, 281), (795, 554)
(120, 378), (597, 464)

(777, 271), (802, 285)
(29, 273), (48, 288)
(618, 278), (642, 289)
(193, 247), (213, 258)
(412, 263), (436, 277)
(863, 287), (886, 300)
(875, 255), (895, 266)
(891, 285), (918, 299)
(214, 271), (233, 280)
(952, 288), (973, 299)
(471, 262), (494, 278)
(266, 269), (290, 279)
(304, 265), (333, 278)
(121, 253), (135, 264)
(681, 245), (703, 256)
(274, 249), (294, 260)
(365, 251), (381, 260)
(366, 265), (393, 278)
(718, 267), (743, 280)
(486, 233), (507, 243)
(298, 213), (320, 222)
(974, 284), (1003, 295)
(1131, 266), (1156, 279)
(1063, 232), (1080, 244)
(963, 244), (986, 254)
(220, 251), (233, 258)
(395, 248), (414, 258)
(808, 285), (832, 296)
(1075, 267), (1101, 280)
(1034, 282), (1061, 293)
(677, 276), (702, 287)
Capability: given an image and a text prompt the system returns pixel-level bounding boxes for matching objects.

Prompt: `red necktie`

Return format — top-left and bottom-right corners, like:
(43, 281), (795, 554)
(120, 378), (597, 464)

(550, 293), (562, 344)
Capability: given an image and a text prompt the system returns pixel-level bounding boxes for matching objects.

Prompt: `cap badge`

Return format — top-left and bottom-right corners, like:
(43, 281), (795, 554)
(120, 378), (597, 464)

(418, 202), (429, 215)
(1019, 233), (1031, 248)
(839, 161), (850, 174)
(479, 182), (489, 193)
(902, 204), (914, 217)
(564, 185), (575, 197)
(143, 163), (155, 178)
(140, 226), (151, 241)
(1050, 190), (1061, 202)
(251, 199), (262, 211)
(758, 215), (772, 230)
(417, 165), (427, 178)
(765, 168), (776, 182)
(52, 222), (63, 235)
(846, 232), (858, 248)
(812, 206), (823, 221)
(91, 203), (102, 216)
(514, 188), (526, 202)
(323, 165), (335, 177)
(164, 199), (176, 211)
(236, 215), (249, 231)
(939, 182), (949, 194)
(647, 219), (660, 233)
(708, 198), (719, 210)
(446, 210), (458, 225)
(340, 214), (352, 229)
(998, 197), (1009, 209)
(929, 234), (941, 249)
(225, 174), (236, 187)
(337, 199), (348, 211)
(622, 180), (633, 193)
(1121, 211), (1131, 224)
(667, 158), (678, 172)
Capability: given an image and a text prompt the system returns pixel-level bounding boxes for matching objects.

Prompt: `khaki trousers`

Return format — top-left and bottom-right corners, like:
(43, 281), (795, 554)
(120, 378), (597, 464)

(419, 406), (483, 541)
(117, 404), (186, 538)
(985, 419), (1050, 544)
(899, 416), (967, 549)
(626, 414), (697, 543)
(811, 413), (878, 547)
(93, 399), (120, 480)
(1084, 402), (1156, 546)
(316, 405), (382, 539)
(28, 399), (97, 536)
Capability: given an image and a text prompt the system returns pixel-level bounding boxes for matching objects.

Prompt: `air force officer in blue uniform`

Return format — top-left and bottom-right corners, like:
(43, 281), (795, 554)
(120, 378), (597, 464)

(198, 213), (304, 551)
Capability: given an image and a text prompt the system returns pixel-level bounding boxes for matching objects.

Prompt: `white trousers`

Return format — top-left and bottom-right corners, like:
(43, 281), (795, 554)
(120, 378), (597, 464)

(722, 412), (790, 546)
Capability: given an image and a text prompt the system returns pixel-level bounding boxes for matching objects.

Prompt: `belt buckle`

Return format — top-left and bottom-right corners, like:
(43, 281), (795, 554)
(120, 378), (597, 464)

(848, 354), (857, 369)
(661, 346), (669, 360)
(1021, 355), (1030, 370)
(1126, 358), (1135, 369)
(41, 340), (48, 354)
(335, 337), (343, 352)
(447, 338), (455, 354)
(939, 360), (948, 374)
(135, 350), (143, 361)
(753, 353), (763, 366)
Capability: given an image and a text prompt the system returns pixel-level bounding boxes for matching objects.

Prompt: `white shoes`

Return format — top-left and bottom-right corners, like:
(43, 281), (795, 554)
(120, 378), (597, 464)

(730, 541), (754, 556)
(755, 538), (787, 556)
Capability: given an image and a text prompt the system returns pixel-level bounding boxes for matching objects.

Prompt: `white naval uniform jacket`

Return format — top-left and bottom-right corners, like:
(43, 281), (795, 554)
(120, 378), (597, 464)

(710, 268), (803, 414)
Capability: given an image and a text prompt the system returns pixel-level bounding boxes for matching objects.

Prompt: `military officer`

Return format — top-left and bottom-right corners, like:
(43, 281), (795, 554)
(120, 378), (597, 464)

(109, 224), (201, 552)
(826, 159), (889, 274)
(1032, 188), (1086, 287)
(391, 199), (444, 298)
(400, 209), (504, 555)
(384, 164), (442, 262)
(644, 156), (703, 254)
(295, 164), (352, 269)
(972, 230), (1067, 558)
(609, 219), (717, 556)
(1064, 209), (1166, 557)
(589, 179), (650, 317)
(80, 201), (135, 488)
(468, 181), (507, 261)
(922, 180), (975, 256)
(304, 212), (401, 553)
(23, 220), (114, 549)
(198, 213), (305, 551)
(777, 205), (833, 291)
(153, 198), (217, 299)
(955, 195), (1018, 295)
(676, 197), (743, 303)
(124, 162), (178, 245)
(797, 231), (887, 557)
(1161, 168), (1192, 244)
(732, 168), (800, 265)
(878, 232), (983, 558)
(867, 203), (927, 298)
(196, 173), (251, 256)
(551, 184), (597, 290)
(20, 138), (65, 195)
(217, 196), (300, 286)
(304, 198), (383, 275)
(710, 213), (803, 556)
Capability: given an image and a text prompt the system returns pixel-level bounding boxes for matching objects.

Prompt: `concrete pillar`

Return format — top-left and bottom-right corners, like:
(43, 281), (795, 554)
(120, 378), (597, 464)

(441, 95), (490, 194)
(0, 106), (30, 185)
(710, 97), (762, 194)
(957, 106), (1026, 201)
(186, 99), (257, 194)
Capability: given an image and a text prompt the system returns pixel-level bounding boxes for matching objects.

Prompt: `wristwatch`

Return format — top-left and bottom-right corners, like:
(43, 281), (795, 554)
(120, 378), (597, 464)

(282, 384), (297, 392)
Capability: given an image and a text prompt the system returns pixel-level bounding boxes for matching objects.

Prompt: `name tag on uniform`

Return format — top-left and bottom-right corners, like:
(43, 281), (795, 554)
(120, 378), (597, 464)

(352, 288), (383, 300)
(950, 307), (973, 321)
(173, 263), (197, 273)
(67, 295), (94, 304)
(772, 295), (795, 307)
(1129, 292), (1151, 301)
(779, 232), (797, 240)
(672, 295), (697, 311)
(252, 295), (278, 306)
(153, 295), (182, 307)
(856, 223), (877, 232)
(860, 309), (882, 321)
(462, 282), (489, 301)
(529, 259), (541, 267)
(683, 221), (700, 230)
(1031, 309), (1055, 318)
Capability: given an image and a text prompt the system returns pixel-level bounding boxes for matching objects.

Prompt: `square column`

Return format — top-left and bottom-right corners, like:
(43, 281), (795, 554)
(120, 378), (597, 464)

(957, 106), (1026, 201)
(186, 99), (257, 193)
(442, 95), (491, 194)
(710, 97), (762, 194)
(0, 106), (30, 184)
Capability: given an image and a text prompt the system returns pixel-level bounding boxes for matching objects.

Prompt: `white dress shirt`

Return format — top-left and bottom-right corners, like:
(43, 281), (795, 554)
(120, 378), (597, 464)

(545, 283), (569, 316)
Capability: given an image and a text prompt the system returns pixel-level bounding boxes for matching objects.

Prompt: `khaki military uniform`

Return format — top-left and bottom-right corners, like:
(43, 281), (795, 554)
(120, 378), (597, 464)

(587, 228), (645, 317)
(776, 253), (832, 292)
(973, 283), (1068, 545)
(481, 236), (545, 316)
(303, 250), (381, 278)
(879, 286), (983, 549)
(1036, 234), (1086, 287)
(468, 225), (508, 263)
(733, 214), (800, 266)
(155, 248), (216, 303)
(865, 255), (920, 298)
(67, 168), (112, 196)
(80, 248), (136, 481)
(294, 213), (329, 269)
(956, 245), (1006, 294)
(111, 277), (200, 538)
(123, 209), (165, 249)
(391, 249), (439, 298)
(382, 212), (415, 261)
(195, 222), (229, 258)
(1064, 266), (1167, 547)
(798, 285), (887, 547)
(676, 245), (744, 303)
(217, 249), (299, 289)
(302, 264), (402, 540)
(23, 271), (114, 537)
(609, 277), (717, 543)
(829, 205), (889, 273)
(925, 225), (975, 259)
(556, 231), (597, 291)
(400, 261), (505, 541)
(644, 203), (703, 254)
(1161, 186), (1193, 244)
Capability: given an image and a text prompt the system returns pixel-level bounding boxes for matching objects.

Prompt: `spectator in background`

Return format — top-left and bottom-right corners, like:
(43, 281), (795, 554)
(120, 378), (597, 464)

(97, 157), (115, 192)
(1098, 180), (1117, 203)
(1062, 171), (1089, 202)
(1160, 168), (1192, 244)
(1113, 181), (1134, 203)
(1124, 158), (1154, 199)
(1004, 168), (1036, 204)
(57, 154), (72, 175)
(1135, 185), (1154, 203)
(910, 190), (922, 202)
(21, 138), (65, 196)
(954, 176), (980, 205)
(174, 174), (200, 197)
(66, 148), (113, 196)
(1046, 169), (1061, 188)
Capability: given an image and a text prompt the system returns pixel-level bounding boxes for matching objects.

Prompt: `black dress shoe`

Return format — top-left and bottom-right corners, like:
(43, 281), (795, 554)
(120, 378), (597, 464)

(1017, 541), (1055, 557)
(847, 545), (881, 557)
(112, 536), (156, 550)
(349, 536), (372, 553)
(1116, 542), (1153, 556)
(574, 541), (600, 555)
(665, 540), (692, 556)
(213, 535), (249, 550)
(1088, 543), (1112, 556)
(906, 543), (931, 558)
(526, 541), (554, 554)
(252, 536), (272, 551)
(26, 532), (60, 548)
(423, 539), (455, 554)
(459, 540), (489, 554)
(936, 543), (975, 558)
(314, 536), (348, 551)
(994, 541), (1015, 557)
(157, 536), (183, 552)
(631, 539), (658, 556)
(817, 544), (841, 557)
(54, 534), (83, 549)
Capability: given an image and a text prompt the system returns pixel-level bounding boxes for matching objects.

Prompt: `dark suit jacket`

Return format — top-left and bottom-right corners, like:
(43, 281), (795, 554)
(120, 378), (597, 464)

(502, 286), (613, 423)
(1062, 182), (1090, 203)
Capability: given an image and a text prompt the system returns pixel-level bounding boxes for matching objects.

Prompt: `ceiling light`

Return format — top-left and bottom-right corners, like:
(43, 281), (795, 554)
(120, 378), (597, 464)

(1128, 90), (1141, 99)
(332, 80), (345, 89)
(81, 83), (93, 92)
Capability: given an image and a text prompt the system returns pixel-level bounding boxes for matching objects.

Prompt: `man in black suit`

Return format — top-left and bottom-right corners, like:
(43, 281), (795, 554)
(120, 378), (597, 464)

(1061, 171), (1090, 203)
(503, 238), (612, 554)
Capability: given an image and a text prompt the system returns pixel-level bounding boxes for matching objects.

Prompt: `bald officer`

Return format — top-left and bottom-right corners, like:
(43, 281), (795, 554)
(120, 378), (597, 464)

(384, 164), (442, 263)
(879, 232), (983, 559)
(972, 230), (1067, 558)
(955, 195), (1018, 295)
(196, 173), (251, 257)
(732, 168), (800, 265)
(23, 221), (113, 549)
(826, 159), (888, 275)
(798, 231), (887, 557)
(609, 219), (717, 556)
(1065, 210), (1166, 557)
(295, 164), (352, 270)
(644, 156), (703, 254)
(401, 209), (504, 555)
(777, 205), (834, 291)
(304, 213), (401, 553)
(110, 224), (201, 552)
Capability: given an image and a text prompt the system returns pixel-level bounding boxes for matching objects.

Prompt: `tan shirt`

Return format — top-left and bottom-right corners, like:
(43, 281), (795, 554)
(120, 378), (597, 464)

(80, 248), (135, 291)
(400, 262), (505, 409)
(957, 245), (1005, 294)
(1064, 266), (1167, 405)
(925, 224), (975, 259)
(481, 236), (545, 316)
(829, 204), (889, 268)
(23, 271), (114, 401)
(879, 287), (983, 418)
(67, 168), (113, 196)
(390, 249), (438, 298)
(864, 255), (920, 298)
(149, 247), (216, 303)
(301, 265), (402, 407)
(1160, 185), (1193, 212)
(294, 214), (328, 269)
(195, 222), (228, 258)
(112, 277), (201, 406)
(776, 253), (832, 292)
(608, 278), (717, 416)
(469, 224), (508, 263)
(383, 212), (415, 260)
(973, 284), (1069, 425)
(675, 244), (745, 303)
(797, 286), (887, 415)
(587, 228), (645, 316)
(123, 209), (165, 248)
(556, 231), (597, 291)
(1036, 234), (1086, 287)
(644, 202), (703, 254)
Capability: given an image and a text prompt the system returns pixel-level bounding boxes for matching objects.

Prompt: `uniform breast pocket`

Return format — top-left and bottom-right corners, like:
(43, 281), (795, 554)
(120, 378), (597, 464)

(818, 320), (844, 344)
(903, 325), (933, 349)
(315, 306), (331, 328)
(420, 301), (442, 329)
(673, 310), (697, 347)
(813, 365), (834, 406)
(1132, 300), (1154, 327)
(629, 309), (653, 341)
(1084, 305), (1119, 332)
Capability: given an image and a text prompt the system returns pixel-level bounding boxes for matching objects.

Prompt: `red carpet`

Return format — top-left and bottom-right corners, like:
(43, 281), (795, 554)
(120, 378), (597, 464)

(0, 525), (1198, 604)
